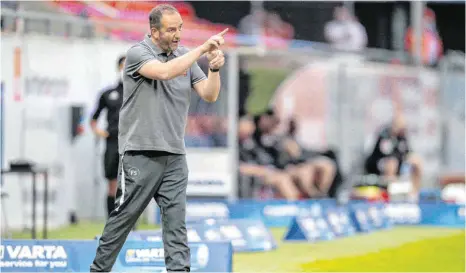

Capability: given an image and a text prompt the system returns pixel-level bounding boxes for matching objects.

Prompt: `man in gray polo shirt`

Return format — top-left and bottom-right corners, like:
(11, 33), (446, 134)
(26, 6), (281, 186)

(90, 4), (227, 272)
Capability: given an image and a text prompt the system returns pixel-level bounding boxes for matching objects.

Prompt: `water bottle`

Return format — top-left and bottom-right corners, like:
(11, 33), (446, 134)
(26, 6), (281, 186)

(400, 162), (419, 203)
(389, 162), (412, 202)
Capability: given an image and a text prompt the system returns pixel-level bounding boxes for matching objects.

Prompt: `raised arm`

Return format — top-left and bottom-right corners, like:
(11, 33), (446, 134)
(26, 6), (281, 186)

(193, 50), (225, 102)
(131, 29), (229, 81)
(138, 46), (205, 81)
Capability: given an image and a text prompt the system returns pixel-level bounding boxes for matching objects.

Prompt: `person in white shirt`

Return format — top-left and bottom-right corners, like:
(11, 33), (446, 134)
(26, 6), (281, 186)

(324, 6), (368, 52)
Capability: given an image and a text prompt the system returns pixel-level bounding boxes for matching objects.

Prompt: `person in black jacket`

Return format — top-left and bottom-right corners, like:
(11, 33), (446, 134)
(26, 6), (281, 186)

(90, 56), (125, 218)
(279, 118), (337, 198)
(251, 110), (335, 199)
(238, 116), (301, 200)
(365, 114), (423, 196)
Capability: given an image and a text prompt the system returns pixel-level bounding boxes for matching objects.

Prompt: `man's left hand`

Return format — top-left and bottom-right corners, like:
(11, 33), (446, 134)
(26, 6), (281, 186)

(206, 49), (219, 62)
(208, 50), (225, 70)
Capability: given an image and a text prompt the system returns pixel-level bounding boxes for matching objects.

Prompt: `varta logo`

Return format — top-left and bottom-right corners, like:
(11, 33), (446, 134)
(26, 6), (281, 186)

(125, 248), (164, 261)
(2, 245), (67, 259)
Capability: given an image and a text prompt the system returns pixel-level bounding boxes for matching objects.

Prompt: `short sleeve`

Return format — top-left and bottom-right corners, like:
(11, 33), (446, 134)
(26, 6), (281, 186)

(125, 45), (155, 78)
(190, 61), (207, 86)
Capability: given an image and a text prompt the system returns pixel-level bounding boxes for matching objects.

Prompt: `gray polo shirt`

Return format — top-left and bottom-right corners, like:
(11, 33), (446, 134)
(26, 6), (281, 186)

(119, 34), (207, 155)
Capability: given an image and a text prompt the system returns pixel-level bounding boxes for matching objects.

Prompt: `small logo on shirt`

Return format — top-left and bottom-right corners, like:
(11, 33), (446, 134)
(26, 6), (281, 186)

(183, 70), (188, 76)
(128, 167), (140, 178)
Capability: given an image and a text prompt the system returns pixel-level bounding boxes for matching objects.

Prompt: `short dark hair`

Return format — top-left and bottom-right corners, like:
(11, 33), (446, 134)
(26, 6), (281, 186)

(149, 4), (179, 30)
(117, 55), (126, 68)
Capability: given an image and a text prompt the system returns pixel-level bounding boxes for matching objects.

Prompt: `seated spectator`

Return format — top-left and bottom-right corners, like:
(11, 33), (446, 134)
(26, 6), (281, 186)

(281, 119), (337, 198)
(364, 114), (423, 198)
(252, 111), (314, 197)
(238, 116), (301, 200)
(251, 110), (337, 199)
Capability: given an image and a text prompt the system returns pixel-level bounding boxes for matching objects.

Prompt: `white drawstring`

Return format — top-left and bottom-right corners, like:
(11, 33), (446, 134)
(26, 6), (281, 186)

(116, 154), (125, 211)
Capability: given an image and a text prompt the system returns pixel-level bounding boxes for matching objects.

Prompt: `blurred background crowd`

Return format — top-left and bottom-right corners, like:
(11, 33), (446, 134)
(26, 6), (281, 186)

(0, 1), (465, 228)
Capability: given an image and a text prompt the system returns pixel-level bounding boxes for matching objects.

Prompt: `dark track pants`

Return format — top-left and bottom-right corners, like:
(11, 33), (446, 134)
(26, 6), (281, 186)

(90, 150), (190, 272)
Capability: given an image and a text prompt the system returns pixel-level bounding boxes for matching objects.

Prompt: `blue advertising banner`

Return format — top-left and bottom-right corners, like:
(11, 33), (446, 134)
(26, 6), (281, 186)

(283, 216), (335, 242)
(115, 241), (232, 272)
(325, 207), (357, 238)
(1, 240), (232, 272)
(184, 201), (233, 223)
(349, 202), (392, 232)
(155, 199), (337, 228)
(382, 202), (464, 227)
(258, 199), (332, 227)
(131, 218), (276, 253)
(418, 203), (465, 228)
(384, 203), (422, 225)
(195, 218), (276, 252)
(153, 201), (235, 224)
(458, 206), (465, 221)
(0, 240), (97, 272)
(366, 203), (392, 229)
(152, 200), (463, 236)
(349, 203), (375, 233)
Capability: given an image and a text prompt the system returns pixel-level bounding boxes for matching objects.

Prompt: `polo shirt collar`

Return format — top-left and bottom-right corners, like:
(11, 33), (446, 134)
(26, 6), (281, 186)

(144, 34), (180, 57)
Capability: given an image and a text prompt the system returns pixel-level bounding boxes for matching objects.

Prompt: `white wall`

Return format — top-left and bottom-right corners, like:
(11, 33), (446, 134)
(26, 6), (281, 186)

(1, 34), (132, 230)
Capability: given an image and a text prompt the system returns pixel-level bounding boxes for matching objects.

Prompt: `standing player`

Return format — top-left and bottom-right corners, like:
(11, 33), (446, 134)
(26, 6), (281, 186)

(90, 56), (125, 218)
(90, 4), (226, 272)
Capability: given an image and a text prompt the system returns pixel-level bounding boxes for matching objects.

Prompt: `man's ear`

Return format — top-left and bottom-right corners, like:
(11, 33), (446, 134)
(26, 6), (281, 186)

(150, 28), (159, 37)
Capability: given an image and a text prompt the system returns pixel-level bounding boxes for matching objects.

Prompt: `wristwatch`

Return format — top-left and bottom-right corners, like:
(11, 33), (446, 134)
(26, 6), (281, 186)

(210, 67), (220, 72)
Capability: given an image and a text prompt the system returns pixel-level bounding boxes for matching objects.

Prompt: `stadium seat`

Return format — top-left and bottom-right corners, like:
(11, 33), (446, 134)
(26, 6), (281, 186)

(104, 1), (196, 20)
(50, 1), (238, 44)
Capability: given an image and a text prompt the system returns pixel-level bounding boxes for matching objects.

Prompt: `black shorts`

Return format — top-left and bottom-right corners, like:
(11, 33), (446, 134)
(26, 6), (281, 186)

(365, 156), (402, 175)
(104, 140), (119, 180)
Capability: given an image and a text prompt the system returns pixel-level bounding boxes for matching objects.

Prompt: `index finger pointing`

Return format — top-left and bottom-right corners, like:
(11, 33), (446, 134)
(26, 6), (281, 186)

(217, 28), (229, 37)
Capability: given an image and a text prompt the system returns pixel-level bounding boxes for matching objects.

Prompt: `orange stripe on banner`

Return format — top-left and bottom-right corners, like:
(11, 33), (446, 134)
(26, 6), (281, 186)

(14, 47), (21, 78)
